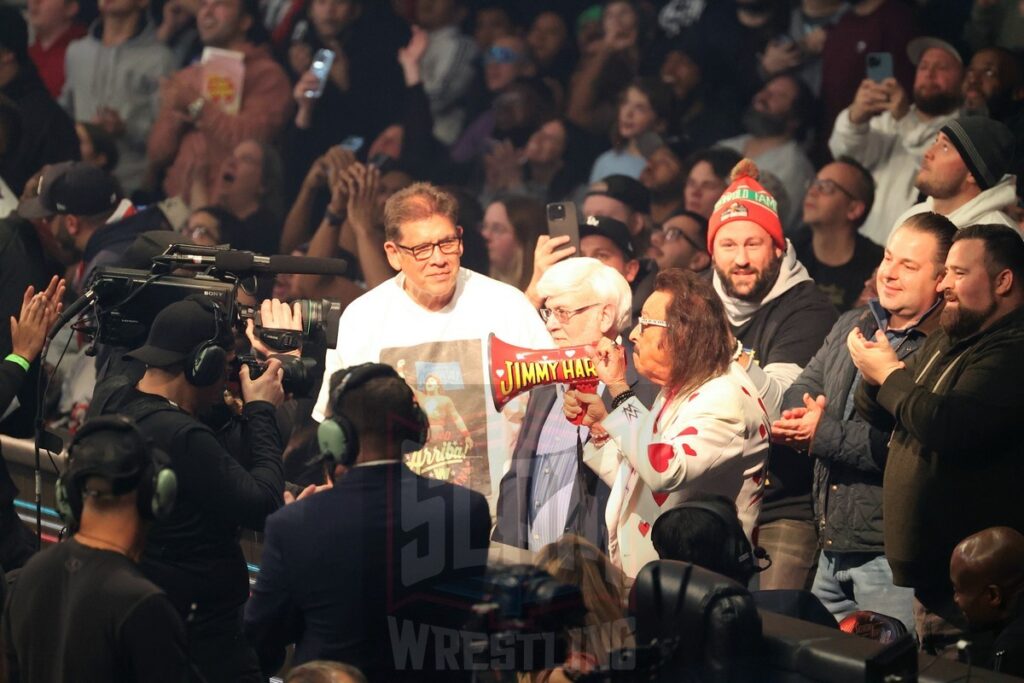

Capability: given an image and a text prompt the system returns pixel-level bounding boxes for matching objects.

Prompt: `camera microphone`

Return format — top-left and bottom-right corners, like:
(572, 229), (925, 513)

(153, 250), (348, 276)
(215, 251), (348, 276)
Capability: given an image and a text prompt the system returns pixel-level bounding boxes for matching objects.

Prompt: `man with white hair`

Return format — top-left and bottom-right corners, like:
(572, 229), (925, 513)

(493, 258), (658, 553)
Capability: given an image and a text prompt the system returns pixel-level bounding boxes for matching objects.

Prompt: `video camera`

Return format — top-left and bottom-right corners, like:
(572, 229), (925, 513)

(62, 243), (348, 392)
(465, 565), (588, 672)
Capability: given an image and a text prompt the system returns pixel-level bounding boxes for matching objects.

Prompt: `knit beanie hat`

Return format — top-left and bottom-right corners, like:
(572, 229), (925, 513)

(707, 159), (784, 254)
(940, 117), (1015, 191)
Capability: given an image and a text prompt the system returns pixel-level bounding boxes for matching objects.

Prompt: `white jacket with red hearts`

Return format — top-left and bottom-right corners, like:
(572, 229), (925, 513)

(584, 361), (770, 578)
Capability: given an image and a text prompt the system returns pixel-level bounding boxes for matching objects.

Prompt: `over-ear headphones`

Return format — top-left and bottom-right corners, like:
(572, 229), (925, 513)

(317, 363), (429, 468)
(664, 499), (769, 580)
(56, 415), (178, 524)
(185, 295), (229, 387)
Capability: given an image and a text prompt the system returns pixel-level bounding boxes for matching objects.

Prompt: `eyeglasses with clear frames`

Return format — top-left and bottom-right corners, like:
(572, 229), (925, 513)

(394, 235), (462, 261)
(539, 303), (600, 324)
(638, 316), (668, 333)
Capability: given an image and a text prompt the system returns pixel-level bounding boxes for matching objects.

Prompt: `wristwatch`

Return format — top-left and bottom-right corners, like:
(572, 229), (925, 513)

(187, 96), (206, 122)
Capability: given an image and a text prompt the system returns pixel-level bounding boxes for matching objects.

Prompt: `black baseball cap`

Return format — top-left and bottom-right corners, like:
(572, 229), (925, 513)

(580, 215), (636, 259)
(17, 162), (121, 219)
(585, 174), (651, 214)
(124, 296), (232, 368)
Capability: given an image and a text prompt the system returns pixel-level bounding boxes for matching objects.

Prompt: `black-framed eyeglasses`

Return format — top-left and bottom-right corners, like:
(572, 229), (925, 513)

(663, 227), (704, 252)
(807, 178), (855, 200)
(393, 235), (462, 261)
(539, 303), (600, 324)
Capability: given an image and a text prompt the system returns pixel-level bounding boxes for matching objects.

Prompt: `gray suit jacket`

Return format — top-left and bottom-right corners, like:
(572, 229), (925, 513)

(493, 340), (659, 551)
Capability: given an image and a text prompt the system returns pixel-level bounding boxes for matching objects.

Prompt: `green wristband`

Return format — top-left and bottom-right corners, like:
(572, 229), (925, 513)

(5, 354), (30, 372)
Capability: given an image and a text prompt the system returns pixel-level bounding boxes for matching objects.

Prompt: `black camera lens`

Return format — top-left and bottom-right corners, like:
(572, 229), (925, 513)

(295, 298), (342, 347)
(547, 204), (566, 221)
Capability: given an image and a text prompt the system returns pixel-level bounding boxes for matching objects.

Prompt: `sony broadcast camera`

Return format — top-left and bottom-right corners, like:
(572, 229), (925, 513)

(67, 244), (347, 393)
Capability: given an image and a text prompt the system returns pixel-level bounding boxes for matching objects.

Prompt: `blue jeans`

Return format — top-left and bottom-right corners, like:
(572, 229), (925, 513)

(811, 551), (916, 636)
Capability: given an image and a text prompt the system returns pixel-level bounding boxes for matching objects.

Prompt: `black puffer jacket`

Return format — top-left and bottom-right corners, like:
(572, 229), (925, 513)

(783, 304), (936, 552)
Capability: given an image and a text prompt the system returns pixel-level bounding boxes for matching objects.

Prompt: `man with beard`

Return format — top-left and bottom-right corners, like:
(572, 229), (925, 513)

(717, 74), (816, 231)
(639, 135), (688, 224)
(850, 223), (1024, 648)
(830, 37), (964, 246)
(710, 159), (837, 590)
(16, 161), (135, 293)
(893, 117), (1018, 232)
(962, 48), (1024, 121)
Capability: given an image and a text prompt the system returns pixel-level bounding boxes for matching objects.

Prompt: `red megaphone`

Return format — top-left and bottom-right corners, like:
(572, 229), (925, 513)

(488, 334), (601, 424)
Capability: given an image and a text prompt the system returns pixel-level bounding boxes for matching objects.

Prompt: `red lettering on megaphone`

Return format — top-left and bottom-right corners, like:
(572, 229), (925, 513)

(488, 334), (600, 412)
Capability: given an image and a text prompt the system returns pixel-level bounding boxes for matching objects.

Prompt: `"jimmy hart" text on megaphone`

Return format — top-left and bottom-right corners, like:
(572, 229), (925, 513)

(488, 334), (600, 422)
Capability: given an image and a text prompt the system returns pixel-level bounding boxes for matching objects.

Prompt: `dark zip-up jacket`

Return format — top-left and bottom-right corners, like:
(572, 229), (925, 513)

(856, 304), (1024, 591)
(785, 305), (936, 552)
(91, 384), (284, 622)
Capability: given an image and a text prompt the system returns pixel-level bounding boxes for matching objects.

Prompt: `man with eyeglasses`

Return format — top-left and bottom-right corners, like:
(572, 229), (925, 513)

(494, 258), (657, 555)
(312, 182), (551, 507)
(793, 157), (883, 312)
(648, 208), (711, 276)
(961, 47), (1023, 122)
(528, 175), (659, 324)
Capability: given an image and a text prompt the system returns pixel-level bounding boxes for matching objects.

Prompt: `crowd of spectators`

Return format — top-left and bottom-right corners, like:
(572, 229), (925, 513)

(0, 0), (1023, 680)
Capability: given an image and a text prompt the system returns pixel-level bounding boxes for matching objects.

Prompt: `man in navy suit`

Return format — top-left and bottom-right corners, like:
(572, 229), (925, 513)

(244, 364), (491, 681)
(493, 258), (658, 554)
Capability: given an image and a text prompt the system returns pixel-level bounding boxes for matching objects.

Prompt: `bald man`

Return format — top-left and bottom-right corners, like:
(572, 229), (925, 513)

(950, 527), (1024, 676)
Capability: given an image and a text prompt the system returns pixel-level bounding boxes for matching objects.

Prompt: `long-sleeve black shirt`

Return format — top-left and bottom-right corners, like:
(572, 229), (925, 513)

(95, 384), (284, 622)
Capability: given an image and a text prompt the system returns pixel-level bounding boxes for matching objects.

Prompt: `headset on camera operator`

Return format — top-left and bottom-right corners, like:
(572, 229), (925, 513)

(87, 293), (286, 683)
(2, 415), (189, 683)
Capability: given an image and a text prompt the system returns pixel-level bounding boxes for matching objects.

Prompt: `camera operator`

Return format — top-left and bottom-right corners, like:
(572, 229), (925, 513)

(88, 293), (286, 683)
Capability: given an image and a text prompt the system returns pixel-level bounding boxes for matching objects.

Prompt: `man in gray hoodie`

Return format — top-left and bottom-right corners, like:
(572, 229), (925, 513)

(892, 116), (1019, 234)
(60, 0), (174, 192)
